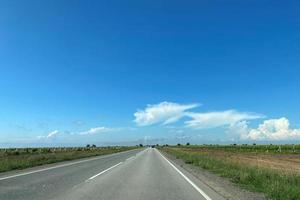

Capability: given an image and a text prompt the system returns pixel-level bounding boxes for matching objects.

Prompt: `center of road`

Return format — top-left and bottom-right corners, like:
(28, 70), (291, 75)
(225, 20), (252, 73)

(84, 148), (212, 200)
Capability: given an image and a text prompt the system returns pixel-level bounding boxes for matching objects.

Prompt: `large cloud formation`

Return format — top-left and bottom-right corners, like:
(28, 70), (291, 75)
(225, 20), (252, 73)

(134, 102), (198, 126)
(185, 110), (263, 129)
(134, 102), (263, 129)
(240, 118), (300, 141)
(134, 101), (300, 141)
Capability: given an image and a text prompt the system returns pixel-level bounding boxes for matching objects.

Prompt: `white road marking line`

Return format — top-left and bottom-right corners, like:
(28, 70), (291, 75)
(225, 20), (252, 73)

(0, 158), (102, 181)
(126, 156), (135, 161)
(0, 149), (138, 181)
(86, 162), (123, 181)
(156, 149), (212, 200)
(134, 149), (145, 157)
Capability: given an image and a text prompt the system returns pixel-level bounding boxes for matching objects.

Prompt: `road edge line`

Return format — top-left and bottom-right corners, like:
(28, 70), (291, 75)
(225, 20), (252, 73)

(156, 149), (212, 200)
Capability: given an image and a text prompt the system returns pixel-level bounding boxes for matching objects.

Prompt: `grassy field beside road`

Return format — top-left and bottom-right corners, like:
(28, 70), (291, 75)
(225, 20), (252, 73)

(0, 146), (137, 173)
(161, 145), (300, 200)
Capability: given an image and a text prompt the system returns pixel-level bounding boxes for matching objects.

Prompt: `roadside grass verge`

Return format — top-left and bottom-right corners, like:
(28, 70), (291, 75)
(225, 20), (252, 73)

(162, 147), (300, 200)
(0, 146), (137, 173)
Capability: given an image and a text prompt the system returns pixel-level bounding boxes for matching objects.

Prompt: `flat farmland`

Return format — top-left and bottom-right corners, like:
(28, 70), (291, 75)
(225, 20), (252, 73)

(179, 146), (300, 174)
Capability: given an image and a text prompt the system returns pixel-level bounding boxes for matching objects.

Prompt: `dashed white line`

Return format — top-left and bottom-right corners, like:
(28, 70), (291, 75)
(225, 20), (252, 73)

(87, 149), (146, 182)
(126, 156), (135, 161)
(156, 149), (212, 200)
(86, 162), (123, 181)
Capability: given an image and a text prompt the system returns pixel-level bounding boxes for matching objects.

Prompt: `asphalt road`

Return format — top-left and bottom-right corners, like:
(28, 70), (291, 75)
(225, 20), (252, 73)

(0, 148), (225, 200)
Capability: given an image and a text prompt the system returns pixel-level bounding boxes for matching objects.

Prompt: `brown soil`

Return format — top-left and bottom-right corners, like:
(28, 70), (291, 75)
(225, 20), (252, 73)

(181, 148), (300, 174)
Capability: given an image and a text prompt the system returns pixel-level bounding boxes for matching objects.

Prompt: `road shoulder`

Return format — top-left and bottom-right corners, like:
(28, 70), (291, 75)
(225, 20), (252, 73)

(160, 149), (266, 200)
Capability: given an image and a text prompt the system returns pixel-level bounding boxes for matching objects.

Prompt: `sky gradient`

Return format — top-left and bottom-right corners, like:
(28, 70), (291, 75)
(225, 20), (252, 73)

(1, 0), (300, 147)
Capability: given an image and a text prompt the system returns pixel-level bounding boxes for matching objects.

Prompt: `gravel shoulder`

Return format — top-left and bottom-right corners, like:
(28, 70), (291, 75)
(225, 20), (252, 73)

(161, 150), (266, 200)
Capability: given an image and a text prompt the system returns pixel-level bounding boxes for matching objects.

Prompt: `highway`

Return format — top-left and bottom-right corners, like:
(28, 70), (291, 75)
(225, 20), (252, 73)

(0, 148), (225, 200)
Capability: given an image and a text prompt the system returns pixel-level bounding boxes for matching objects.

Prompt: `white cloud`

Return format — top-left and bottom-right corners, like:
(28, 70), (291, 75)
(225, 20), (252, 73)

(79, 127), (117, 135)
(227, 121), (250, 139)
(78, 126), (133, 135)
(37, 130), (59, 139)
(134, 101), (199, 126)
(185, 110), (263, 129)
(240, 118), (300, 141)
(47, 130), (59, 138)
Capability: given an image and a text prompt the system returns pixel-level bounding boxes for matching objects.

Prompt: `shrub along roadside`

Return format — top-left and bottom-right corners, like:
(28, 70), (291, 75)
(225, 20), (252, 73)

(0, 147), (137, 173)
(161, 147), (300, 200)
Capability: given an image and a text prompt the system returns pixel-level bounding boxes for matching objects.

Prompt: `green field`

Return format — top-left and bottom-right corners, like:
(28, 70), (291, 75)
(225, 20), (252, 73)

(161, 145), (300, 200)
(0, 146), (137, 173)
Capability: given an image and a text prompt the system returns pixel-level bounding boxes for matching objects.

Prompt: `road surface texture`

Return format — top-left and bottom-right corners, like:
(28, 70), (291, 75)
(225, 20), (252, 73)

(0, 148), (225, 200)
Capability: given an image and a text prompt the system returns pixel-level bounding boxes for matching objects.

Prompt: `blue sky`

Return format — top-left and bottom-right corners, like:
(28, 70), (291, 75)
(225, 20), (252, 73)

(1, 0), (300, 147)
